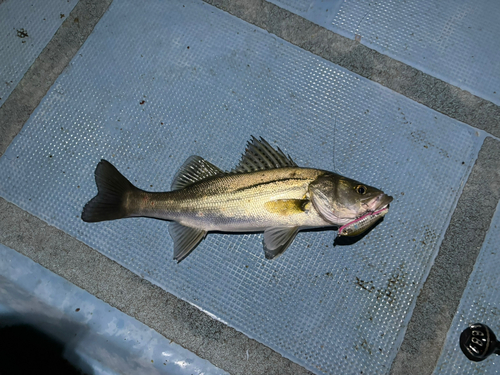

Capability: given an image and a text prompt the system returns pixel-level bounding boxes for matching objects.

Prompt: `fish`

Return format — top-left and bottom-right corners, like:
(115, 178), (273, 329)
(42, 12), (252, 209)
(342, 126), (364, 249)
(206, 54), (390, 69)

(82, 137), (393, 262)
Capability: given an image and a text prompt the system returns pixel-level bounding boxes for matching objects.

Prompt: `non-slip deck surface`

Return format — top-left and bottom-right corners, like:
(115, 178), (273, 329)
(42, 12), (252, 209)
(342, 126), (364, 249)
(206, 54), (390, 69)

(0, 0), (486, 373)
(268, 0), (500, 106)
(0, 0), (78, 106)
(434, 202), (500, 375)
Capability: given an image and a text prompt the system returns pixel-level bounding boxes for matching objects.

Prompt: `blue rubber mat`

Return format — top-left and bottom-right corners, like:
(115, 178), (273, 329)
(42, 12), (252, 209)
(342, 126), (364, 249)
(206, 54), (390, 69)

(0, 0), (78, 107)
(433, 203), (500, 374)
(0, 243), (227, 375)
(268, 0), (500, 106)
(0, 0), (485, 373)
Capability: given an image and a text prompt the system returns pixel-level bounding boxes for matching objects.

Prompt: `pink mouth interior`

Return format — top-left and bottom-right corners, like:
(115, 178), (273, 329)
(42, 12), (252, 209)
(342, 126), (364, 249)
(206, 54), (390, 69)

(338, 206), (388, 235)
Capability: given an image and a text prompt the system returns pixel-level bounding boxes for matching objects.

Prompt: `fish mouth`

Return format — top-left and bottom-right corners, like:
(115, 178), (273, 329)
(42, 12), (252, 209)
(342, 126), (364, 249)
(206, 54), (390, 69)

(364, 193), (393, 213)
(338, 194), (393, 236)
(338, 205), (389, 236)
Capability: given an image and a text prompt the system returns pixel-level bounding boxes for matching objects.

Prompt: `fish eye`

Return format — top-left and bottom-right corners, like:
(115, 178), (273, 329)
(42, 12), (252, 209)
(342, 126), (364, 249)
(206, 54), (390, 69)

(355, 185), (367, 195)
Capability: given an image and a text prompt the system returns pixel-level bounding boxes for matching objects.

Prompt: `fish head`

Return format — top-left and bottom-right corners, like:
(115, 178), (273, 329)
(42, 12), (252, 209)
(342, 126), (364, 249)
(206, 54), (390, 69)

(309, 173), (393, 227)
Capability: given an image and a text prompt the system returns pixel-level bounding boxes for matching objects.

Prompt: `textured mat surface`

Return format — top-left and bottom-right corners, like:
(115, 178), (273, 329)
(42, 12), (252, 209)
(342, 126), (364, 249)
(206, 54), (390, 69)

(0, 0), (78, 107)
(268, 0), (500, 106)
(0, 243), (227, 375)
(0, 0), (485, 373)
(433, 202), (500, 374)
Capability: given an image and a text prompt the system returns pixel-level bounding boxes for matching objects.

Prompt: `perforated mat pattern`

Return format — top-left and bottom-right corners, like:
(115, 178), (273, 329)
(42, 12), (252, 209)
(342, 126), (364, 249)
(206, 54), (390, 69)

(434, 204), (500, 374)
(0, 0), (78, 107)
(0, 0), (484, 373)
(268, 0), (500, 106)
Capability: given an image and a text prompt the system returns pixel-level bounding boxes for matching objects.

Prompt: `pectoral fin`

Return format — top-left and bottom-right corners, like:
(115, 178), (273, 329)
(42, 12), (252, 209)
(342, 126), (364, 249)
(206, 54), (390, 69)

(263, 227), (300, 260)
(168, 222), (207, 262)
(264, 199), (309, 216)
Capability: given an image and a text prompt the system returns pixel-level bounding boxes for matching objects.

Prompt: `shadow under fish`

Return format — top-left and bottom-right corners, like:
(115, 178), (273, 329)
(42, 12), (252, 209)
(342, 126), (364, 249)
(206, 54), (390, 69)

(82, 137), (393, 262)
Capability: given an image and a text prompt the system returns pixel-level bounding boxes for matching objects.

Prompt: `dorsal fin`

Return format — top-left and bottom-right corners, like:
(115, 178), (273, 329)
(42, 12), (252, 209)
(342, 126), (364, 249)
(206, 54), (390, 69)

(171, 156), (225, 190)
(232, 136), (297, 173)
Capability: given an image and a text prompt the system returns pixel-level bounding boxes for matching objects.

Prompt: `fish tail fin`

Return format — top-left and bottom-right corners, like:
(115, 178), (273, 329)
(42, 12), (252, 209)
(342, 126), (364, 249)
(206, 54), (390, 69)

(82, 160), (139, 222)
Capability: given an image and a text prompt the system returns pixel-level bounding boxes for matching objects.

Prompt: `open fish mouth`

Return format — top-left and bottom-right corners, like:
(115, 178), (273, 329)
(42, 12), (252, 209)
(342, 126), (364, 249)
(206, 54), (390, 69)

(338, 205), (390, 237)
(338, 194), (393, 237)
(364, 193), (393, 212)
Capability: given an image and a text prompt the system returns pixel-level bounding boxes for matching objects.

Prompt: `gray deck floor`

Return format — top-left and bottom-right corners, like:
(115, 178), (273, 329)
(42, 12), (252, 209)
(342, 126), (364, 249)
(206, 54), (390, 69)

(1, 0), (499, 374)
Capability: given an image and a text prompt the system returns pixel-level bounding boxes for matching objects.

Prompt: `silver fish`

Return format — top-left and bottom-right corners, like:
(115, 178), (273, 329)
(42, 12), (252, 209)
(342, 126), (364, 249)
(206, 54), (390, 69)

(82, 137), (393, 262)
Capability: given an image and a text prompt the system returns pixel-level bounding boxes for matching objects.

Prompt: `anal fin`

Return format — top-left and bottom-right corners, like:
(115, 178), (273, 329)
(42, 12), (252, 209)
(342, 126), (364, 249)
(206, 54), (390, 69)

(263, 227), (300, 260)
(168, 222), (207, 262)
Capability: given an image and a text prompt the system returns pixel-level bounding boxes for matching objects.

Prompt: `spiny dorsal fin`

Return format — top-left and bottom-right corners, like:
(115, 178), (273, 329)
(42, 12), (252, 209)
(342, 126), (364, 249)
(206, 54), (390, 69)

(171, 156), (225, 190)
(169, 222), (207, 262)
(262, 226), (300, 259)
(232, 136), (297, 173)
